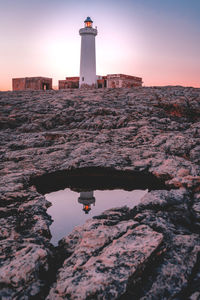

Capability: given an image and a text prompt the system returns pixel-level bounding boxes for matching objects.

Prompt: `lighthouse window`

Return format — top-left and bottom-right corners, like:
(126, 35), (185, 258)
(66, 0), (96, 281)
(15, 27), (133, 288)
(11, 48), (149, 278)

(85, 22), (92, 27)
(82, 77), (84, 81)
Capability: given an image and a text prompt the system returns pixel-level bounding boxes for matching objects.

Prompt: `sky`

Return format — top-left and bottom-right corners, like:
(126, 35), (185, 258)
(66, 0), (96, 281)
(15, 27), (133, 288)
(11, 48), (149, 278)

(0, 0), (200, 90)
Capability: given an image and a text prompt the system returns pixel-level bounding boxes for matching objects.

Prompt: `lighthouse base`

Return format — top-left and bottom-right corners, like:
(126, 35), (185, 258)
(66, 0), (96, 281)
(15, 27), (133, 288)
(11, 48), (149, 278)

(79, 83), (97, 89)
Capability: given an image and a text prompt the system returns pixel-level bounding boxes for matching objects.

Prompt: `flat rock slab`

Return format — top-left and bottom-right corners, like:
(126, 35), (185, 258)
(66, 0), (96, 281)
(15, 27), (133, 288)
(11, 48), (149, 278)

(47, 220), (163, 299)
(0, 243), (51, 299)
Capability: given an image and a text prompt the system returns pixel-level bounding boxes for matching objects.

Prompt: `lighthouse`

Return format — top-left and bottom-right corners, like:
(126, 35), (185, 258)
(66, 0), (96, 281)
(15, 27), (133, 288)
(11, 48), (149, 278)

(78, 191), (95, 214)
(79, 17), (98, 88)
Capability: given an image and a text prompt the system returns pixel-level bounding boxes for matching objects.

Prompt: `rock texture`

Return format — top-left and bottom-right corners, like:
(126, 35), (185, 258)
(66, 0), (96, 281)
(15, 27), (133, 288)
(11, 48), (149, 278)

(0, 86), (200, 299)
(48, 219), (163, 299)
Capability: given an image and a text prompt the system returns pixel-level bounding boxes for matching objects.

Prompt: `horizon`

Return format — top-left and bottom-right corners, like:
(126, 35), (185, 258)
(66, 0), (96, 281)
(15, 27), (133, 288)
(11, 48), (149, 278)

(0, 0), (200, 91)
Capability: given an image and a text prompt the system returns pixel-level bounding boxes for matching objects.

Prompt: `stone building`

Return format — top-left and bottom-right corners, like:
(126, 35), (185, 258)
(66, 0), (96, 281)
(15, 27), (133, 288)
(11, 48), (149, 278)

(106, 74), (142, 88)
(97, 76), (107, 88)
(58, 74), (142, 89)
(12, 77), (52, 91)
(58, 77), (79, 89)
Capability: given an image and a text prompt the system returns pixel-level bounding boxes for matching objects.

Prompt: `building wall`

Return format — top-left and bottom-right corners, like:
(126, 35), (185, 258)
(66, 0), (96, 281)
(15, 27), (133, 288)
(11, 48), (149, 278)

(12, 77), (52, 91)
(59, 78), (79, 89)
(107, 79), (142, 88)
(97, 78), (107, 88)
(12, 78), (26, 91)
(107, 74), (142, 88)
(58, 74), (142, 89)
(66, 77), (79, 81)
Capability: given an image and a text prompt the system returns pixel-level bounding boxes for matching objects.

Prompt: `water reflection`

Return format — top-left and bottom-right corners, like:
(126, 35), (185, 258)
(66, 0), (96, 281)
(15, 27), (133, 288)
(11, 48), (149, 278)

(46, 188), (148, 245)
(78, 191), (95, 214)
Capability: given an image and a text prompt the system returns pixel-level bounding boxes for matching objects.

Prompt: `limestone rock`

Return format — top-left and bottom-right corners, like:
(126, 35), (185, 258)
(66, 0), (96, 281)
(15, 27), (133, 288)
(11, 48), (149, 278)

(47, 222), (163, 300)
(0, 86), (200, 298)
(0, 243), (52, 299)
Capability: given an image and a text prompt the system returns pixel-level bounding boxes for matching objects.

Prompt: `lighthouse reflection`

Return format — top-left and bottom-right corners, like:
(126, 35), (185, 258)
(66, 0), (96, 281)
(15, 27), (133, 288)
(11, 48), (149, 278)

(78, 191), (95, 214)
(47, 188), (148, 245)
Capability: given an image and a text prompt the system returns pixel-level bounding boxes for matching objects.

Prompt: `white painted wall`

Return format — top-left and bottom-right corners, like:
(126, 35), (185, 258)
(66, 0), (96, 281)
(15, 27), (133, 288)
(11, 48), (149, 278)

(79, 28), (97, 87)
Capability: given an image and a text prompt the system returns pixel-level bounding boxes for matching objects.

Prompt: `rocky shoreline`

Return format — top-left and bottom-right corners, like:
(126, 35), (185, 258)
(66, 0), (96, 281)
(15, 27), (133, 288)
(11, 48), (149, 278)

(0, 86), (200, 299)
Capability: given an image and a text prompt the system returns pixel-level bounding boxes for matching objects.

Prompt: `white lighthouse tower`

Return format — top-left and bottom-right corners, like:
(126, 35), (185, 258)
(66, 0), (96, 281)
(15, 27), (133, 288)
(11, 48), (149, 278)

(79, 17), (98, 88)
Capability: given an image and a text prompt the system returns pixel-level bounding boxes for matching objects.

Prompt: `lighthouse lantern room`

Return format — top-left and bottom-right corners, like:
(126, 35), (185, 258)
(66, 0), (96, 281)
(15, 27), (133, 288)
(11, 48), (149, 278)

(84, 16), (93, 28)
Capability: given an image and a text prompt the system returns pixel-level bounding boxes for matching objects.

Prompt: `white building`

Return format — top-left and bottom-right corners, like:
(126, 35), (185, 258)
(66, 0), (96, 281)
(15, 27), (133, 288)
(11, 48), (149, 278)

(79, 17), (97, 88)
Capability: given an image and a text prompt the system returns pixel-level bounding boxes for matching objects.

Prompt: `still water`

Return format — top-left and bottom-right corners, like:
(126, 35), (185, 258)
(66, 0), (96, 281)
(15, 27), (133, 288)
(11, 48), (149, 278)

(46, 188), (147, 245)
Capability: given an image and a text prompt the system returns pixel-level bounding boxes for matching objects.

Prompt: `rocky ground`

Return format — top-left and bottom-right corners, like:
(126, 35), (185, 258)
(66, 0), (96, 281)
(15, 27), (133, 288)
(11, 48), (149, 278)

(0, 86), (200, 299)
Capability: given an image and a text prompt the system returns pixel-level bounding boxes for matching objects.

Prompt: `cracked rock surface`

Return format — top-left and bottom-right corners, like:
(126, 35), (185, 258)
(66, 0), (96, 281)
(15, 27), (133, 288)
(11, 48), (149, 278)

(0, 86), (200, 299)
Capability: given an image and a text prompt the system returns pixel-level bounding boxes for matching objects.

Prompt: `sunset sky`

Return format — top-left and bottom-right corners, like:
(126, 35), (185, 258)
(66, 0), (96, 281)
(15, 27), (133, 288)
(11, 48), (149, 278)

(0, 0), (200, 90)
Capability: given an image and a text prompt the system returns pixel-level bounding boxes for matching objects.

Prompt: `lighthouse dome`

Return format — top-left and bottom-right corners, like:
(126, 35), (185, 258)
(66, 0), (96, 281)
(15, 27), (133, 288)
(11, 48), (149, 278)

(84, 16), (93, 23)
